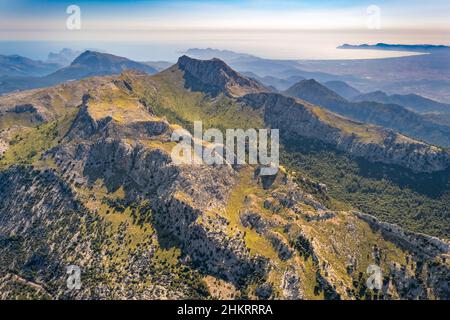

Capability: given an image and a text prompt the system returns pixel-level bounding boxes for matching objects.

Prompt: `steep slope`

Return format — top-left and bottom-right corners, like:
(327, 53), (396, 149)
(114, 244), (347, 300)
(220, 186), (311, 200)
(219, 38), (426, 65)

(175, 55), (267, 97)
(284, 79), (450, 147)
(424, 113), (450, 127)
(148, 58), (450, 173)
(1, 59), (449, 300)
(125, 58), (450, 238)
(353, 91), (450, 114)
(0, 74), (449, 299)
(324, 81), (361, 100)
(285, 79), (347, 104)
(240, 92), (450, 173)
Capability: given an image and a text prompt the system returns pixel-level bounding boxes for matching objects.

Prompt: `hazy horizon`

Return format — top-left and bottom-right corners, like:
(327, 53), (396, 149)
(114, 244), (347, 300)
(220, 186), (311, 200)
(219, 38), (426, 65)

(1, 0), (449, 61)
(0, 38), (428, 62)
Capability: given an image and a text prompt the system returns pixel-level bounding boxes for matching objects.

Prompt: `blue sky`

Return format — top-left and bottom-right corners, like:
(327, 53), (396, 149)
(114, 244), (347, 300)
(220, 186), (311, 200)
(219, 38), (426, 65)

(2, 0), (450, 33)
(1, 0), (449, 60)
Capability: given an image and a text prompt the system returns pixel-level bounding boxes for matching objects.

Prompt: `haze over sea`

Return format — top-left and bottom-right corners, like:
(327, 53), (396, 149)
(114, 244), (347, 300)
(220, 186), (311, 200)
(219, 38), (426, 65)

(3, 0), (449, 61)
(0, 29), (432, 62)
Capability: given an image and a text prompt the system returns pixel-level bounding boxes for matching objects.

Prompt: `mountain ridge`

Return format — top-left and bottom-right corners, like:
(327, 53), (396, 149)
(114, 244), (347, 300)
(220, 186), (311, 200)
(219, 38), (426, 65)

(284, 79), (450, 148)
(0, 56), (449, 300)
(353, 90), (450, 114)
(0, 54), (60, 77)
(0, 51), (158, 95)
(175, 55), (267, 97)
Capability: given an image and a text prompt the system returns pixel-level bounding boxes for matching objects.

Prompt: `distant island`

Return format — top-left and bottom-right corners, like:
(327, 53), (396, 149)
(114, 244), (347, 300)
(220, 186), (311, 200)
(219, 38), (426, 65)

(338, 43), (450, 52)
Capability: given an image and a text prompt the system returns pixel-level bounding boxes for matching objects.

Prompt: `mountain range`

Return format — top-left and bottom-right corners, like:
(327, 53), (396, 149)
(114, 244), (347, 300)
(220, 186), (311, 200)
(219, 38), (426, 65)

(46, 48), (83, 67)
(352, 90), (450, 114)
(184, 47), (450, 104)
(0, 55), (449, 299)
(0, 54), (60, 77)
(338, 43), (450, 52)
(284, 79), (450, 147)
(323, 81), (361, 100)
(0, 51), (158, 95)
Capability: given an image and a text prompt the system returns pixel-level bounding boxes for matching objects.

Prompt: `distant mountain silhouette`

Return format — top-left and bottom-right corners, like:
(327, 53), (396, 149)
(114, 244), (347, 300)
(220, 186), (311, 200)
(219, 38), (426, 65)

(338, 43), (450, 52)
(0, 51), (158, 94)
(353, 91), (450, 114)
(46, 48), (82, 67)
(0, 54), (60, 77)
(324, 81), (361, 100)
(285, 79), (347, 104)
(284, 79), (450, 147)
(46, 50), (157, 82)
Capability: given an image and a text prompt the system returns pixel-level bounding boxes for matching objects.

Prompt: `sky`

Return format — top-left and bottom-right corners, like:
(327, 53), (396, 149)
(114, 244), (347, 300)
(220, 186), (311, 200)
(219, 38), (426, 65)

(0, 0), (449, 60)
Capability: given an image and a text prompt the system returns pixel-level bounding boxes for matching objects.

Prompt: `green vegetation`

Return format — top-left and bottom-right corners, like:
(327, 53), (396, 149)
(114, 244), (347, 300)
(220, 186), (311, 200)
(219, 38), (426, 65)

(137, 69), (450, 240)
(130, 68), (450, 240)
(0, 111), (76, 169)
(127, 70), (264, 132)
(0, 112), (42, 131)
(0, 280), (51, 300)
(282, 134), (450, 239)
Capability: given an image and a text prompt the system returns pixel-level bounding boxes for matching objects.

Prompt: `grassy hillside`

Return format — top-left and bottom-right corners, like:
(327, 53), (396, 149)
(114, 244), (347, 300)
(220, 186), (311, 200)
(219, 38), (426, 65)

(1, 67), (448, 299)
(130, 69), (450, 240)
(281, 135), (450, 239)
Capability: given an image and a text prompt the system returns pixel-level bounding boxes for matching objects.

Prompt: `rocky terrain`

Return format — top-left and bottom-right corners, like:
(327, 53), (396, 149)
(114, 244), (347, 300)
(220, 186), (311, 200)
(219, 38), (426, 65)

(241, 91), (450, 172)
(0, 56), (449, 300)
(176, 55), (266, 97)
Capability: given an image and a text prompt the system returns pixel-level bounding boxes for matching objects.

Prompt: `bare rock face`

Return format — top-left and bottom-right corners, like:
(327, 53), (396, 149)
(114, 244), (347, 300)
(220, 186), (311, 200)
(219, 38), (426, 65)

(1, 63), (450, 300)
(46, 98), (270, 288)
(0, 167), (202, 299)
(355, 212), (450, 299)
(176, 55), (267, 97)
(355, 212), (450, 259)
(239, 92), (450, 173)
(0, 167), (95, 299)
(281, 266), (303, 299)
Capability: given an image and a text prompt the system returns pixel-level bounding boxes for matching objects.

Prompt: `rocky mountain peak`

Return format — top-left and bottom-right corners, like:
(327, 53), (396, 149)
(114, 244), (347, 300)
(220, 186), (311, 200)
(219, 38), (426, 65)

(176, 55), (266, 97)
(71, 50), (127, 67)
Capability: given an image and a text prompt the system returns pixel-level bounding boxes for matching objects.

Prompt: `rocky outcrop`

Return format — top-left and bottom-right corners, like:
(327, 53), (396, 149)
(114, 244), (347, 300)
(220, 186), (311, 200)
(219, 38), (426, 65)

(355, 212), (450, 258)
(48, 100), (270, 288)
(240, 92), (450, 173)
(1, 60), (450, 300)
(280, 266), (303, 299)
(0, 77), (110, 123)
(0, 166), (207, 299)
(355, 212), (450, 299)
(176, 55), (266, 97)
